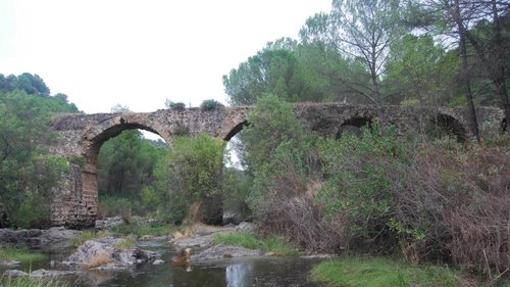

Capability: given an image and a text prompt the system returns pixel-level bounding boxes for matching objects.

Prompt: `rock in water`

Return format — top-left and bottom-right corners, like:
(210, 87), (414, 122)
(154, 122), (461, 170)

(64, 237), (159, 269)
(191, 244), (262, 262)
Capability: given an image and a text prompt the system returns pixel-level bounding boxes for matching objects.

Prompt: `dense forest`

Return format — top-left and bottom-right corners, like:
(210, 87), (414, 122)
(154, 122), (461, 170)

(1, 0), (510, 285)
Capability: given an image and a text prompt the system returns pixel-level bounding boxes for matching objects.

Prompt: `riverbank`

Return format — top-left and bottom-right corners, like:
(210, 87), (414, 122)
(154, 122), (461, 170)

(0, 220), (507, 286)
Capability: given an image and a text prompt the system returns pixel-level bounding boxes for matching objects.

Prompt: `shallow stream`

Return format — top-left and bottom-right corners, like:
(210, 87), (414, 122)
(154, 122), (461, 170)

(10, 239), (328, 287)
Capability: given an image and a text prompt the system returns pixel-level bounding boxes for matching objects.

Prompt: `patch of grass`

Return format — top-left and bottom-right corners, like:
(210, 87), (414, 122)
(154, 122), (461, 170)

(311, 257), (464, 287)
(213, 232), (298, 256)
(111, 223), (176, 237)
(1, 277), (68, 287)
(114, 235), (136, 250)
(70, 230), (109, 247)
(0, 246), (47, 263)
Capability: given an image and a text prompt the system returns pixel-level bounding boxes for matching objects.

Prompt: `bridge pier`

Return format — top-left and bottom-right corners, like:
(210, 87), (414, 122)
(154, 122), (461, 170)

(50, 161), (96, 228)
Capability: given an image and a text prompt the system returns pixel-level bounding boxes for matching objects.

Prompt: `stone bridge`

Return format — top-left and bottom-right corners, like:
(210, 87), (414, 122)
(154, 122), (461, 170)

(48, 103), (505, 227)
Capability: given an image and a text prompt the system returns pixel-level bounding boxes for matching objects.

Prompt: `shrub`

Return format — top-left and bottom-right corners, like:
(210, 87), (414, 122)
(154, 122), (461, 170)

(165, 100), (186, 111)
(200, 99), (224, 111)
(316, 126), (411, 253)
(97, 196), (132, 219)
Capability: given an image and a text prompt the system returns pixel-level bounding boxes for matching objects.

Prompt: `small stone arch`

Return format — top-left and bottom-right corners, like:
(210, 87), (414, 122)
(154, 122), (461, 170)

(223, 121), (249, 142)
(336, 116), (373, 139)
(428, 113), (467, 142)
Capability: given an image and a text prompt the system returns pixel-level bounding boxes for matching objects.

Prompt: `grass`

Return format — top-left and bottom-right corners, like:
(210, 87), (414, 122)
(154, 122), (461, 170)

(110, 222), (176, 237)
(114, 235), (136, 249)
(213, 232), (298, 256)
(0, 246), (47, 264)
(311, 257), (465, 287)
(70, 230), (109, 247)
(1, 277), (68, 287)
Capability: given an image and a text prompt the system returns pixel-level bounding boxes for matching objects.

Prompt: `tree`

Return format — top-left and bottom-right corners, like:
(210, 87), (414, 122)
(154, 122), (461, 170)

(241, 95), (305, 173)
(384, 34), (458, 105)
(0, 73), (50, 96)
(224, 38), (373, 105)
(223, 41), (306, 105)
(155, 135), (224, 224)
(96, 128), (168, 215)
(0, 90), (76, 227)
(301, 0), (405, 103)
(406, 0), (510, 140)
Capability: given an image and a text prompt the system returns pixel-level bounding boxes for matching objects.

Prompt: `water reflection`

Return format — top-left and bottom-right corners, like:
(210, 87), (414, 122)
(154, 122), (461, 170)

(226, 262), (253, 287)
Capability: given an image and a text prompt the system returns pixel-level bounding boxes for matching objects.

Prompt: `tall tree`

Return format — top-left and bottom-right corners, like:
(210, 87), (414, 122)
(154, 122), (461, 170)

(301, 0), (405, 103)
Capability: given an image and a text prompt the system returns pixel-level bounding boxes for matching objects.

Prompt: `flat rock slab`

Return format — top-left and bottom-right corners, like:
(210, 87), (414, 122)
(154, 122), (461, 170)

(172, 234), (215, 250)
(191, 244), (263, 262)
(0, 227), (80, 249)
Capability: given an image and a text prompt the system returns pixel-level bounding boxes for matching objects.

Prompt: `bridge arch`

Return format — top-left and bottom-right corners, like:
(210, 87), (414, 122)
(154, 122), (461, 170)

(429, 113), (467, 142)
(336, 116), (374, 138)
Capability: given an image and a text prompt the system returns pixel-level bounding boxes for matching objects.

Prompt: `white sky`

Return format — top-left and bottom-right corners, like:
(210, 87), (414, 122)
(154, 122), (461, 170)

(0, 0), (331, 114)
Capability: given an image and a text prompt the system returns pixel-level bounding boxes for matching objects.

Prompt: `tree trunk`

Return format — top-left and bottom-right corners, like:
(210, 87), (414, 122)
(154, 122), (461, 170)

(454, 0), (481, 142)
(491, 0), (510, 130)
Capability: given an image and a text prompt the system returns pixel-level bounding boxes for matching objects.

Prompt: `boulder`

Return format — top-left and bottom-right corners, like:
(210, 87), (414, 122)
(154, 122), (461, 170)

(64, 237), (159, 269)
(3, 270), (28, 278)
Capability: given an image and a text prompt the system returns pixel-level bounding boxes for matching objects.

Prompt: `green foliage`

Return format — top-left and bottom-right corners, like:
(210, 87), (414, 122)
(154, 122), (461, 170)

(200, 99), (224, 111)
(385, 34), (457, 105)
(96, 129), (167, 216)
(165, 100), (186, 111)
(167, 135), (225, 200)
(98, 196), (132, 219)
(0, 246), (47, 264)
(1, 277), (68, 287)
(316, 126), (410, 235)
(311, 257), (463, 287)
(110, 222), (176, 237)
(222, 167), (252, 218)
(213, 232), (298, 256)
(0, 73), (50, 96)
(241, 95), (304, 172)
(223, 39), (371, 105)
(114, 235), (136, 249)
(70, 230), (109, 247)
(0, 90), (77, 228)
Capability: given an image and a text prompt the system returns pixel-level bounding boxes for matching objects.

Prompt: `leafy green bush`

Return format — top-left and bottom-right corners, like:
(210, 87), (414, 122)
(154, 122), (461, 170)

(98, 196), (132, 219)
(200, 99), (224, 111)
(0, 90), (76, 228)
(166, 101), (186, 111)
(316, 125), (411, 251)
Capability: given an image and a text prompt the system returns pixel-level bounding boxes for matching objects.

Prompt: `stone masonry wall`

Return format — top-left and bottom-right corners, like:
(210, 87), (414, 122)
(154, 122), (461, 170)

(48, 104), (505, 227)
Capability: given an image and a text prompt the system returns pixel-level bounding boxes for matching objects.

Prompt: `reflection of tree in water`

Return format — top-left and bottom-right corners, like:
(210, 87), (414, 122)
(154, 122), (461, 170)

(226, 262), (254, 287)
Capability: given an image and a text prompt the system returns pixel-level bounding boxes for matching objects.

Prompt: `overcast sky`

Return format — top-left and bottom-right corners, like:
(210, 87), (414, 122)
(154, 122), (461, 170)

(0, 0), (331, 114)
